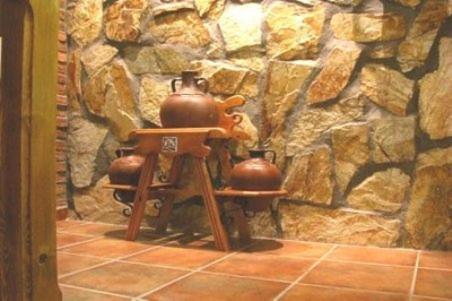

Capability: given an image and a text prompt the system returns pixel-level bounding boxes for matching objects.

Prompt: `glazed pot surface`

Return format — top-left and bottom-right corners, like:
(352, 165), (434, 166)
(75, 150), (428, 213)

(108, 155), (145, 185)
(160, 93), (219, 128)
(229, 150), (283, 191)
(160, 70), (219, 128)
(230, 158), (282, 191)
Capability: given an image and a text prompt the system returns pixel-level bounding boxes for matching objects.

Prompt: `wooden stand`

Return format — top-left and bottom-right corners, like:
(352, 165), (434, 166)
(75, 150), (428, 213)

(105, 128), (233, 251)
(103, 96), (287, 252)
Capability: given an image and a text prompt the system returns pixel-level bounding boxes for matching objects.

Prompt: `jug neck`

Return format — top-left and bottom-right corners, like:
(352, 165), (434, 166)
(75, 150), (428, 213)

(181, 71), (198, 89)
(249, 149), (266, 159)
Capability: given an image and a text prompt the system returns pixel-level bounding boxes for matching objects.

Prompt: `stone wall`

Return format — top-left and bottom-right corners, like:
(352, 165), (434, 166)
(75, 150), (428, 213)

(66, 0), (452, 249)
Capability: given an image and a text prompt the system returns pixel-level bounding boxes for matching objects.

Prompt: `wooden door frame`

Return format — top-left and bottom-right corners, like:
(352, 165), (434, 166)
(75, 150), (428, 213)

(0, 0), (61, 300)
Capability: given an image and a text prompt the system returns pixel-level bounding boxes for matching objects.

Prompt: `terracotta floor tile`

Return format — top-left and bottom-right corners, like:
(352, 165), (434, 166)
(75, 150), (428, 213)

(415, 268), (452, 299)
(327, 246), (417, 266)
(61, 285), (131, 301)
(61, 223), (127, 236)
(165, 233), (217, 250)
(57, 233), (96, 248)
(411, 297), (448, 301)
(57, 220), (86, 231)
(61, 238), (153, 258)
(205, 253), (316, 282)
(301, 261), (414, 293)
(60, 261), (187, 297)
(419, 251), (452, 270)
(146, 272), (288, 301)
(124, 245), (225, 269)
(165, 233), (254, 251)
(58, 252), (109, 276)
(280, 284), (409, 301)
(244, 239), (334, 259)
(96, 230), (200, 247)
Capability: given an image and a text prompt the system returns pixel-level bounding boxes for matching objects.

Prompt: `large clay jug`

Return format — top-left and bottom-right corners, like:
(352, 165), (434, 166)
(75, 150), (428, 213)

(160, 70), (219, 128)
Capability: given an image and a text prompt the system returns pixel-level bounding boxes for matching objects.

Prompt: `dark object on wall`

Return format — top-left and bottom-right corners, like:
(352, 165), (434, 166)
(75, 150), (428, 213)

(108, 148), (145, 186)
(160, 70), (219, 128)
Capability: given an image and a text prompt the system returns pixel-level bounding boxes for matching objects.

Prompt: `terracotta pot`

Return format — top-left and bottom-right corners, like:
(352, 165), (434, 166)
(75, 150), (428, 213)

(230, 149), (283, 212)
(230, 149), (283, 191)
(160, 70), (219, 128)
(108, 148), (145, 186)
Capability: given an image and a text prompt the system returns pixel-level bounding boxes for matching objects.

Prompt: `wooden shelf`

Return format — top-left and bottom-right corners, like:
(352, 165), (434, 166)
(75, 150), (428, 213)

(215, 188), (288, 198)
(103, 182), (174, 191)
(130, 127), (230, 139)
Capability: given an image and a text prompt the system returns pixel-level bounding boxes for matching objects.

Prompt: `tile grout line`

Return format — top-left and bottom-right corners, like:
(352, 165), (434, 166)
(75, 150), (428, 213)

(415, 266), (452, 272)
(199, 270), (292, 284)
(208, 251), (419, 269)
(59, 229), (184, 259)
(59, 243), (166, 280)
(255, 236), (420, 253)
(273, 244), (339, 301)
(59, 283), (133, 300)
(409, 250), (421, 301)
(296, 283), (409, 297)
(57, 236), (103, 250)
(134, 241), (259, 299)
(321, 258), (417, 269)
(59, 259), (117, 279)
(411, 294), (452, 301)
(134, 251), (238, 299)
(116, 260), (193, 273)
(60, 250), (121, 261)
(57, 231), (97, 237)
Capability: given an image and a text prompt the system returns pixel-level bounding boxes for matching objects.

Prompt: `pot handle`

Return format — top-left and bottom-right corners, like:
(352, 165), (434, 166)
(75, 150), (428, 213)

(264, 150), (277, 164)
(171, 78), (182, 92)
(195, 77), (209, 93)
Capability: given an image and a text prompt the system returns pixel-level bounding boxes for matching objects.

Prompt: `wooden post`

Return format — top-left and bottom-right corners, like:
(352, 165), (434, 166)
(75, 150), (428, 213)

(0, 0), (61, 300)
(226, 200), (252, 244)
(126, 154), (158, 241)
(194, 158), (231, 252)
(154, 156), (185, 233)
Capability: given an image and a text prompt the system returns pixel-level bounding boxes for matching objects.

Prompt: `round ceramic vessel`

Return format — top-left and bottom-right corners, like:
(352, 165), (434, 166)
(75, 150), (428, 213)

(160, 70), (219, 128)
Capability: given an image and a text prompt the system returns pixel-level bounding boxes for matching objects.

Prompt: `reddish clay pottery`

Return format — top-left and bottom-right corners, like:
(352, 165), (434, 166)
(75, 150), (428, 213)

(108, 148), (145, 186)
(160, 70), (219, 128)
(230, 149), (283, 212)
(230, 149), (282, 191)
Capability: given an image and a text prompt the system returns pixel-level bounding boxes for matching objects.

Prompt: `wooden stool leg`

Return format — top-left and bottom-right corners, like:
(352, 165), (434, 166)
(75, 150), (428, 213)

(228, 199), (252, 245)
(153, 155), (185, 233)
(194, 158), (231, 252)
(154, 194), (175, 233)
(218, 142), (233, 182)
(126, 154), (157, 241)
(168, 155), (186, 185)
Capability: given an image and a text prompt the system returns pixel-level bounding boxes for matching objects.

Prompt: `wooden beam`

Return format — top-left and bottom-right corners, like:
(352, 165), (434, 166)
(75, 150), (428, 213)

(0, 0), (61, 300)
(28, 0), (60, 299)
